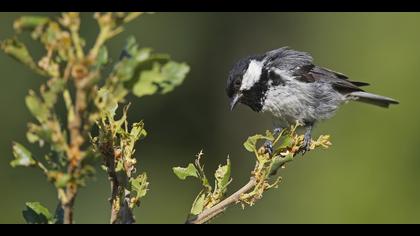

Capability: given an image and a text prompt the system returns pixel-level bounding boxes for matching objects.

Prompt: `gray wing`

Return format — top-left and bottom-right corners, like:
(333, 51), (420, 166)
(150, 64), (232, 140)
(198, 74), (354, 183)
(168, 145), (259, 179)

(309, 66), (369, 93)
(264, 47), (369, 93)
(264, 47), (314, 73)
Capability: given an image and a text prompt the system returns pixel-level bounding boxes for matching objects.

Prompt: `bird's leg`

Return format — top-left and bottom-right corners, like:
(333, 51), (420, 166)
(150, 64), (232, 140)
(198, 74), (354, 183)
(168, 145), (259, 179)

(273, 127), (283, 136)
(300, 123), (313, 155)
(264, 127), (283, 155)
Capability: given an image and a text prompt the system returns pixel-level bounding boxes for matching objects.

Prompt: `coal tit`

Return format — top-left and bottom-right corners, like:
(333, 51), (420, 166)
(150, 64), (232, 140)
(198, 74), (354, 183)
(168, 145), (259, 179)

(226, 47), (399, 153)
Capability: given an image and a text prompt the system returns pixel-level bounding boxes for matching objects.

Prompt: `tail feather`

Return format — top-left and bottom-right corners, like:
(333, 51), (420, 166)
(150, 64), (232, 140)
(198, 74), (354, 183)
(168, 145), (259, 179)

(349, 91), (399, 108)
(350, 81), (370, 87)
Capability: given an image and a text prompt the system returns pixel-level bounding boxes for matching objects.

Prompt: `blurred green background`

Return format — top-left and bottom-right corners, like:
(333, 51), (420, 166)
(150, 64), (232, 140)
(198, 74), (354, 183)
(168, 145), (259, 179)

(0, 12), (418, 224)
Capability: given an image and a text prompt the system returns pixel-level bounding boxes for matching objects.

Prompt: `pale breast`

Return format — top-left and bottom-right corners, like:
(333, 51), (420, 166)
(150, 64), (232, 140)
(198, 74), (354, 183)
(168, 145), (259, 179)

(261, 79), (346, 125)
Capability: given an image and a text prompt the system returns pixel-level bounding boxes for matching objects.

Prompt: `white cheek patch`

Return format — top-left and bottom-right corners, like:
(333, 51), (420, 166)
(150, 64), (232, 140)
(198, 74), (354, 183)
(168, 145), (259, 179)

(240, 60), (263, 91)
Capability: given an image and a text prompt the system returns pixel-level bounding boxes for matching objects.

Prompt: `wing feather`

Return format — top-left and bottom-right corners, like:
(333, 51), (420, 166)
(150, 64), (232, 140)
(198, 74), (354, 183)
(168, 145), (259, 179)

(263, 47), (368, 94)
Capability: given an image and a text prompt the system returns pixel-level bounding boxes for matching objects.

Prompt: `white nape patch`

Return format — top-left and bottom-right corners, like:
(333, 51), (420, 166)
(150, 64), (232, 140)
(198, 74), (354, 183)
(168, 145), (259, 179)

(240, 60), (263, 91)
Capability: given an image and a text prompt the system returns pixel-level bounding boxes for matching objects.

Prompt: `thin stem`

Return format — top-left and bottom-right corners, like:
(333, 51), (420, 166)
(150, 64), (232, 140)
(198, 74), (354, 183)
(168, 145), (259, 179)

(37, 162), (49, 174)
(63, 76), (88, 224)
(187, 177), (257, 224)
(70, 28), (84, 60)
(88, 28), (108, 61)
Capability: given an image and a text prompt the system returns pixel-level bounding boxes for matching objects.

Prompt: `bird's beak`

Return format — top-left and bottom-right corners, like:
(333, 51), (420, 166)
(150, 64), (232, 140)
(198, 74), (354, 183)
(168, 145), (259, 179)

(230, 93), (242, 111)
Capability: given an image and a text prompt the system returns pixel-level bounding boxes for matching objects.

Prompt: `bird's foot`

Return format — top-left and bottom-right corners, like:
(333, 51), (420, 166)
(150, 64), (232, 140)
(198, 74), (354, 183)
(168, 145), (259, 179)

(273, 127), (282, 136)
(299, 132), (312, 155)
(264, 128), (283, 155)
(263, 140), (274, 155)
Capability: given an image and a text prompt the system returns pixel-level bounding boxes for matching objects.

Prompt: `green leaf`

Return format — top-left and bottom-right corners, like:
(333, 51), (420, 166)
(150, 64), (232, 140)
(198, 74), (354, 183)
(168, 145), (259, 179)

(279, 136), (294, 149)
(114, 37), (156, 82)
(44, 154), (66, 172)
(190, 191), (206, 216)
(130, 122), (147, 140)
(243, 134), (272, 152)
(129, 173), (149, 208)
(26, 131), (41, 144)
(41, 78), (66, 109)
(124, 36), (140, 56)
(96, 46), (108, 67)
(173, 163), (198, 180)
(55, 174), (70, 189)
(0, 38), (48, 77)
(47, 171), (71, 188)
(25, 92), (49, 122)
(265, 130), (275, 141)
(215, 158), (231, 190)
(11, 142), (36, 167)
(26, 123), (67, 153)
(243, 138), (256, 152)
(22, 202), (53, 224)
(132, 64), (161, 97)
(159, 62), (190, 94)
(113, 36), (188, 97)
(96, 88), (118, 117)
(132, 61), (190, 97)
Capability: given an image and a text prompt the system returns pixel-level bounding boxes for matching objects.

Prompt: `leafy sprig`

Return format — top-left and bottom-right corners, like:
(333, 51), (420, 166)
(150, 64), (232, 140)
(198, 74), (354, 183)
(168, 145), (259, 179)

(174, 122), (331, 224)
(3, 12), (189, 224)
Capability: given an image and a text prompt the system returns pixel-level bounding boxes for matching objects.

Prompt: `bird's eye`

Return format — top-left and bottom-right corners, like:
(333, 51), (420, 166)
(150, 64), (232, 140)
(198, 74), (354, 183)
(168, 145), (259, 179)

(234, 78), (241, 88)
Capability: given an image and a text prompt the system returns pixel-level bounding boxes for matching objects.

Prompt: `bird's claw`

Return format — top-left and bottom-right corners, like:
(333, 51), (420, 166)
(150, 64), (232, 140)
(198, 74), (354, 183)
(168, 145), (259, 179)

(264, 140), (274, 155)
(273, 128), (282, 136)
(263, 128), (283, 155)
(299, 134), (312, 155)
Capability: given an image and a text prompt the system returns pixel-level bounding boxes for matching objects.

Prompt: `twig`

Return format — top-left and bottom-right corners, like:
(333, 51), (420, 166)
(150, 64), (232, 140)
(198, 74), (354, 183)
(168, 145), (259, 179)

(88, 26), (109, 61)
(63, 97), (82, 224)
(100, 138), (136, 224)
(70, 28), (84, 60)
(187, 177), (257, 224)
(186, 141), (301, 224)
(63, 66), (88, 224)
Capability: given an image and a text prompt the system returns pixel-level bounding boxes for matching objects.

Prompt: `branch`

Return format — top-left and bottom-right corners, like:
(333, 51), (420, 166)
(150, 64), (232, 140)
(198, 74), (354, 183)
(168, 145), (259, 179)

(187, 177), (256, 224)
(187, 151), (295, 224)
(102, 143), (135, 224)
(62, 67), (88, 224)
(92, 105), (149, 224)
(176, 123), (332, 224)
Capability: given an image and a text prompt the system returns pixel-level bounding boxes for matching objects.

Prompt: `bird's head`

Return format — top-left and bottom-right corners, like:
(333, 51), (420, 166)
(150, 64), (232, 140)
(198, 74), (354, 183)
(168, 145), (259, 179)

(226, 54), (268, 112)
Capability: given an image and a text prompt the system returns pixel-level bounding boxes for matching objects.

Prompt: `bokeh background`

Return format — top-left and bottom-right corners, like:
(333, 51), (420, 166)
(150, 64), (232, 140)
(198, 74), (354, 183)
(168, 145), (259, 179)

(0, 12), (418, 224)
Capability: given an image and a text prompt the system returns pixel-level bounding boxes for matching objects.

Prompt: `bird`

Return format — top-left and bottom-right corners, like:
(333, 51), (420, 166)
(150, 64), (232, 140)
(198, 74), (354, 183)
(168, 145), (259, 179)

(226, 47), (399, 154)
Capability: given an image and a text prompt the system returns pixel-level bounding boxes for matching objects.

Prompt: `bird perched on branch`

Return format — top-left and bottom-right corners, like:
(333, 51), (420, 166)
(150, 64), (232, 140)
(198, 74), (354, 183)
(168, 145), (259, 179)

(226, 47), (399, 154)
